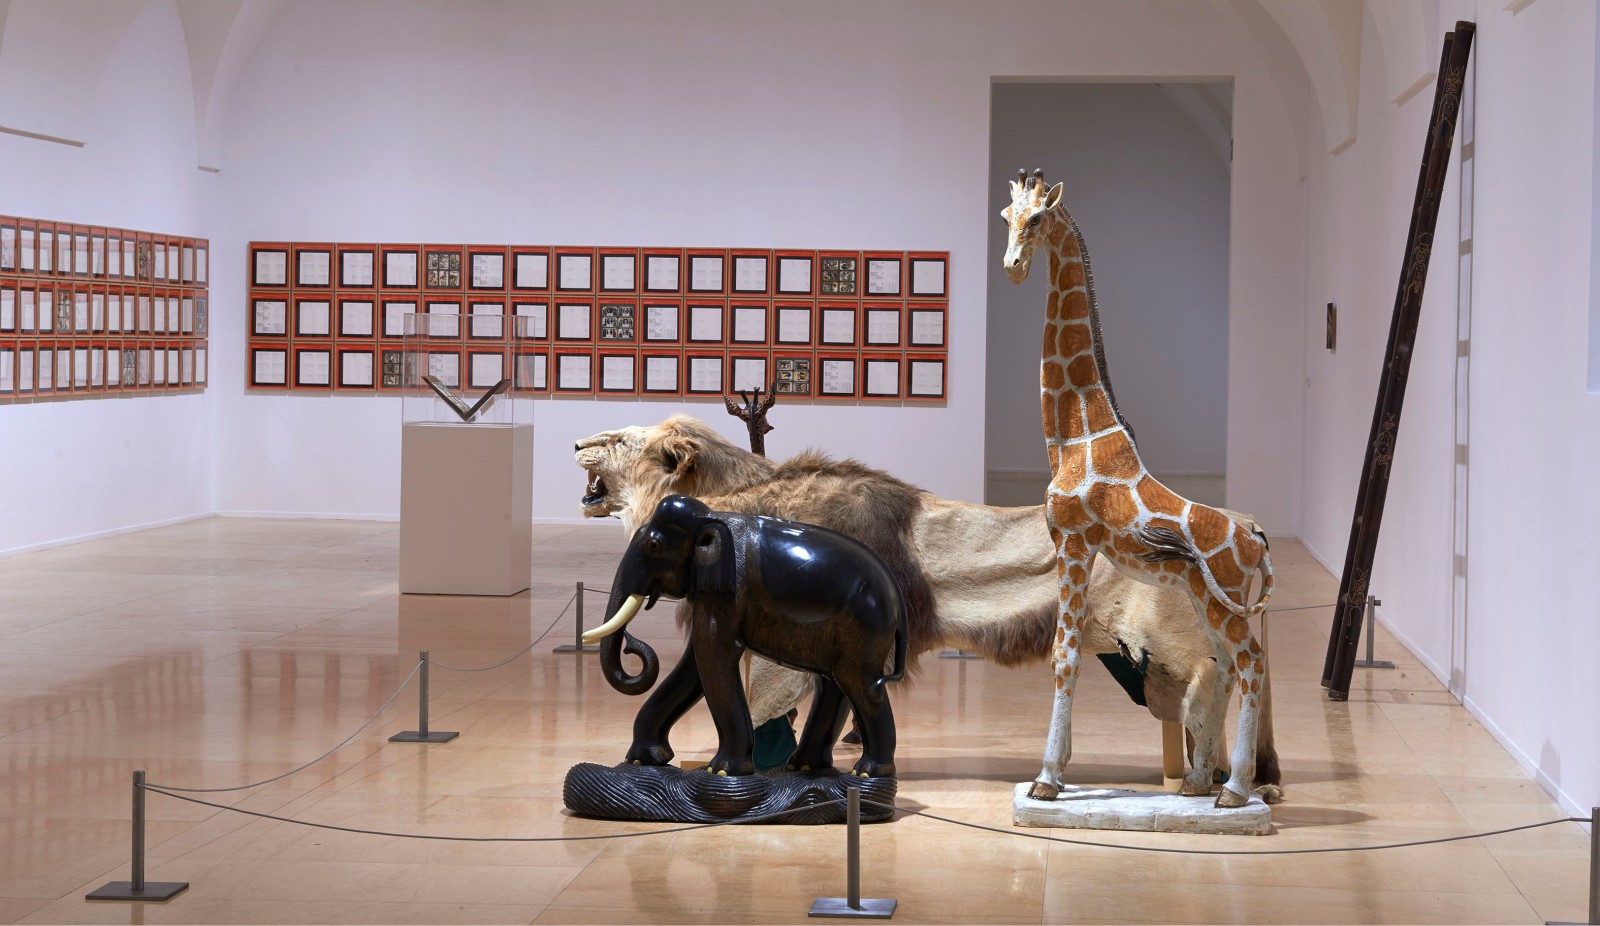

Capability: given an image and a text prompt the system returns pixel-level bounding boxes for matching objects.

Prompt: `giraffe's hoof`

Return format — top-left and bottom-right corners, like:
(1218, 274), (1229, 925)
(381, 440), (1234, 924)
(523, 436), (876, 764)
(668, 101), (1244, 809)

(1028, 781), (1060, 801)
(1179, 780), (1212, 797)
(1214, 787), (1249, 808)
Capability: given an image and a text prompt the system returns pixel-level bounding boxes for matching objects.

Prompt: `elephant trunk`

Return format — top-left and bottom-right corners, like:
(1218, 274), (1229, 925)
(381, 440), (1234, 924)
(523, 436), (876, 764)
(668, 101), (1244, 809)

(593, 560), (659, 696)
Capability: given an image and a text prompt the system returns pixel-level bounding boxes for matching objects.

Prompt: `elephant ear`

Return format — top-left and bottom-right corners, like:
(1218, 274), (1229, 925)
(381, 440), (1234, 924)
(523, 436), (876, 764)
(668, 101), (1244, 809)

(691, 519), (735, 595)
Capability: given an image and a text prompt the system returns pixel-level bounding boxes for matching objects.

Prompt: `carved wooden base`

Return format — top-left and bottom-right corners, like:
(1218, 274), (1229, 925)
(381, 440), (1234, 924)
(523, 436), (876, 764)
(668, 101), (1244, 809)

(563, 762), (897, 824)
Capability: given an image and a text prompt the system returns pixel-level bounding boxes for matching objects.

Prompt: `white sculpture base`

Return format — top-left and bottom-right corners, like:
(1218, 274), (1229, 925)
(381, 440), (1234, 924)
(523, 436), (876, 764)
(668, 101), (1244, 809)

(1012, 783), (1272, 836)
(399, 422), (533, 596)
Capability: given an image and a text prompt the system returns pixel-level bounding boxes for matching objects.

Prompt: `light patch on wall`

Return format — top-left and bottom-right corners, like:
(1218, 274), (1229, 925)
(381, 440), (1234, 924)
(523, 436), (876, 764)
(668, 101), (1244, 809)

(1591, 1), (1600, 393)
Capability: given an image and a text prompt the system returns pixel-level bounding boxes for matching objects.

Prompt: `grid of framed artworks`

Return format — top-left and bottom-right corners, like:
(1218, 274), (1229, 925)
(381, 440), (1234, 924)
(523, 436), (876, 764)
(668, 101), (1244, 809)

(0, 215), (209, 401)
(245, 242), (949, 400)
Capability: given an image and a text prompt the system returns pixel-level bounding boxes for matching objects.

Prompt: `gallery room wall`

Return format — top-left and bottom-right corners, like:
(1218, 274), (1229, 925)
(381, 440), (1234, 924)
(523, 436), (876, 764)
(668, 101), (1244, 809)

(209, 0), (1307, 531)
(0, 0), (216, 554)
(984, 81), (1232, 484)
(1299, 0), (1599, 814)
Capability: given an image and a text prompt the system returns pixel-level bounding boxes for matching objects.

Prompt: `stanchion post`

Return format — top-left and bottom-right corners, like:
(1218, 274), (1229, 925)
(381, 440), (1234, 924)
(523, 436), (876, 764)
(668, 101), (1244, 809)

(809, 783), (896, 919)
(1547, 806), (1599, 926)
(937, 649), (982, 660)
(554, 580), (599, 654)
(86, 770), (189, 901)
(1352, 596), (1396, 670)
(389, 651), (459, 743)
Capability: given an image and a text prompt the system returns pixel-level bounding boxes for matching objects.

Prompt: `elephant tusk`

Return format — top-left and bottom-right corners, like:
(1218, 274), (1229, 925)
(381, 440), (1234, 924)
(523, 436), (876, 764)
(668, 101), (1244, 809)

(582, 594), (645, 645)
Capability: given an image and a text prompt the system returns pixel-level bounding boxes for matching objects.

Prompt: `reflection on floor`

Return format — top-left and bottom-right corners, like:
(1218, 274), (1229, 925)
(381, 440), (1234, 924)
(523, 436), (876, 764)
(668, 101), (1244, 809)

(0, 518), (1586, 924)
(987, 471), (1225, 509)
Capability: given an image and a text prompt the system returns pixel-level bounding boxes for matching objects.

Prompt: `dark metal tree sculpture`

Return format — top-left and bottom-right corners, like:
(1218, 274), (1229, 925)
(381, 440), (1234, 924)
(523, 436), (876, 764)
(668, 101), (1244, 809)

(723, 382), (777, 457)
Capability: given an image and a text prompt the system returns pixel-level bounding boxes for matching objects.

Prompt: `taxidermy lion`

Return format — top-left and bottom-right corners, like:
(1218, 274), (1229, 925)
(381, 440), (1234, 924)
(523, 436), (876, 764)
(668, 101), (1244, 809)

(575, 415), (1280, 799)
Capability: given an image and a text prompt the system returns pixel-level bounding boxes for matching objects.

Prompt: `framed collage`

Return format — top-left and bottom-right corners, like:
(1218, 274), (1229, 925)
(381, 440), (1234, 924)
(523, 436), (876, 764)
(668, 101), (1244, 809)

(1, 214), (208, 402)
(246, 242), (948, 400)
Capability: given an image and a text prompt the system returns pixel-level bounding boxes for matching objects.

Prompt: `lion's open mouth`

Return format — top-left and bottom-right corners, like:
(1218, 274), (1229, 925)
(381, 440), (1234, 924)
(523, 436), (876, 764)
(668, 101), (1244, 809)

(581, 470), (609, 510)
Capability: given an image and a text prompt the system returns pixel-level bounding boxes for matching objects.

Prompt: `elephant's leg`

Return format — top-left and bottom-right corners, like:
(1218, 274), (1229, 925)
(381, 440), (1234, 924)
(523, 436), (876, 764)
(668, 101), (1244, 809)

(624, 642), (703, 766)
(694, 622), (755, 777)
(1031, 535), (1092, 801)
(789, 677), (850, 772)
(837, 660), (896, 779)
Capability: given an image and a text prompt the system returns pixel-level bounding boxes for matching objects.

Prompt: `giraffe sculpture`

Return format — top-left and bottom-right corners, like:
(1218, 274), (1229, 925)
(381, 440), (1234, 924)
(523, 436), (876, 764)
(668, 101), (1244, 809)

(1002, 168), (1275, 808)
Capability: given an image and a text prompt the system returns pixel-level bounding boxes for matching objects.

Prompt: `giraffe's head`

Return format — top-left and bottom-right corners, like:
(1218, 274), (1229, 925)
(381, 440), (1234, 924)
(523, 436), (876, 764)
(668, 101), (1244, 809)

(1001, 167), (1064, 284)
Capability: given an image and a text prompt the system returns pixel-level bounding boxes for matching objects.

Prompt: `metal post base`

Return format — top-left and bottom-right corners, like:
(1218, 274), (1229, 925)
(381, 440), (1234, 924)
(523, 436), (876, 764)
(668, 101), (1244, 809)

(87, 881), (189, 902)
(1354, 658), (1397, 669)
(809, 897), (896, 919)
(388, 730), (459, 743)
(937, 649), (982, 660)
(552, 643), (599, 654)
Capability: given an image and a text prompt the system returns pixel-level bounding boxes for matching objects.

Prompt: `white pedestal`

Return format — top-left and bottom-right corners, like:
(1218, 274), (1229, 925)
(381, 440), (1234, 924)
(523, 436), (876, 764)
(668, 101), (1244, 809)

(399, 422), (532, 596)
(1012, 783), (1272, 835)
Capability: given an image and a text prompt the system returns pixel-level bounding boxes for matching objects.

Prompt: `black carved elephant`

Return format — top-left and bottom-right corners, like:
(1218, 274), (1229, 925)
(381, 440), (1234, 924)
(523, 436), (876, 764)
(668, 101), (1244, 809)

(583, 494), (908, 779)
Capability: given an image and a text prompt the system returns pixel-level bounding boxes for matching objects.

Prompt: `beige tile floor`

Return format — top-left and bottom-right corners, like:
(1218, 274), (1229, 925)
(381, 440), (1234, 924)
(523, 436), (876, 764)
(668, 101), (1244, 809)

(0, 518), (1588, 925)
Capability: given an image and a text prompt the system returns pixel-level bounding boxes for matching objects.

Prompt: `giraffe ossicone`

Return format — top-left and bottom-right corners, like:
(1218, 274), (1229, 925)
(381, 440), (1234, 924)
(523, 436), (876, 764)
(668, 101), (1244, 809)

(1002, 169), (1277, 809)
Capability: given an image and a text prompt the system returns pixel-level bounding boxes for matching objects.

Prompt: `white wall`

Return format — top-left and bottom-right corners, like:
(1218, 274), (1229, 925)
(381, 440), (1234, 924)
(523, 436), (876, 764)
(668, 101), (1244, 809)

(1301, 0), (1600, 815)
(985, 82), (1232, 479)
(211, 0), (1306, 534)
(0, 0), (216, 555)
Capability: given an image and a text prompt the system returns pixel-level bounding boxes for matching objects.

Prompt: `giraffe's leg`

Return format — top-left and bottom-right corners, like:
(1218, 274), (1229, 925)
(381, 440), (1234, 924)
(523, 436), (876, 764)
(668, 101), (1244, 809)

(1212, 602), (1262, 808)
(1031, 535), (1092, 802)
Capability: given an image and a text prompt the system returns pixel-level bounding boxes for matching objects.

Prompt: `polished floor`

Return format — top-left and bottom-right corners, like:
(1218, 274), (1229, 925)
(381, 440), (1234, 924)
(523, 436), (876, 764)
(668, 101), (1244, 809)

(0, 518), (1588, 924)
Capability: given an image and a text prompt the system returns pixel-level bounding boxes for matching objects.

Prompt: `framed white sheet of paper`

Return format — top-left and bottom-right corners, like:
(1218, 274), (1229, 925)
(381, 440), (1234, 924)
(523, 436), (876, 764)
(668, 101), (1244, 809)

(196, 246), (208, 284)
(515, 253), (548, 289)
(180, 348), (194, 384)
(18, 350), (34, 391)
(866, 258), (900, 295)
(120, 240), (135, 278)
(134, 295), (149, 332)
(0, 226), (13, 271)
(297, 350), (331, 386)
(731, 305), (766, 343)
(166, 244), (179, 281)
(643, 355), (678, 392)
(54, 348), (70, 387)
(471, 253), (505, 289)
(385, 251), (419, 288)
(72, 348), (87, 387)
(166, 296), (180, 333)
(341, 352), (374, 387)
(383, 301), (416, 337)
(297, 250), (331, 286)
(911, 258), (946, 296)
(181, 246), (194, 282)
(254, 300), (287, 336)
(733, 256), (767, 293)
(470, 352), (504, 388)
(74, 234), (89, 275)
(558, 254), (592, 290)
(90, 348), (104, 387)
(644, 304), (678, 341)
(73, 292), (89, 331)
(646, 255), (679, 291)
(689, 305), (722, 342)
(909, 359), (944, 397)
(600, 354), (635, 391)
(865, 308), (900, 346)
(427, 352), (460, 388)
(106, 294), (123, 332)
(107, 348), (123, 387)
(91, 293), (105, 331)
(820, 358), (854, 395)
(19, 229), (35, 272)
(297, 300), (331, 336)
(778, 257), (812, 293)
(342, 251), (375, 287)
(517, 353), (547, 390)
(196, 348), (207, 384)
(865, 359), (900, 396)
(558, 303), (591, 340)
(558, 354), (591, 390)
(688, 356), (721, 392)
(341, 301), (374, 337)
(0, 350), (13, 392)
(425, 302), (461, 338)
(514, 302), (548, 338)
(51, 233), (66, 273)
(731, 357), (766, 392)
(469, 304), (504, 339)
(255, 249), (288, 286)
(0, 290), (12, 331)
(91, 237), (106, 276)
(820, 308), (855, 345)
(602, 254), (636, 291)
(254, 350), (286, 386)
(106, 237), (122, 277)
(688, 255), (724, 292)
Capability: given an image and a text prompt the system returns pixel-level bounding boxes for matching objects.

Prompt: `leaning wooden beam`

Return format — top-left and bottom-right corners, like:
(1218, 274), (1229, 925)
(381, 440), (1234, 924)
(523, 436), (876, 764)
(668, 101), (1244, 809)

(1323, 22), (1476, 701)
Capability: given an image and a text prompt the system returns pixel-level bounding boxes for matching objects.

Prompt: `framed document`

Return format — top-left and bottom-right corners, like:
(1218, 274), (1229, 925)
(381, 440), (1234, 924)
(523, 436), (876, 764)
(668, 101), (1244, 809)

(864, 357), (901, 398)
(688, 303), (723, 343)
(253, 246), (289, 286)
(253, 298), (288, 336)
(121, 238), (137, 279)
(180, 243), (194, 282)
(426, 350), (461, 388)
(819, 306), (856, 345)
(424, 247), (463, 289)
(865, 256), (901, 296)
(19, 224), (37, 273)
(197, 243), (209, 284)
(39, 346), (57, 390)
(514, 350), (548, 392)
(598, 352), (636, 394)
(339, 247), (376, 288)
(71, 347), (88, 389)
(134, 293), (149, 333)
(379, 348), (407, 388)
(819, 356), (856, 397)
(17, 348), (34, 393)
(777, 254), (813, 295)
(251, 347), (288, 386)
(731, 304), (766, 344)
(0, 348), (14, 394)
(73, 290), (90, 332)
(339, 299), (375, 338)
(644, 252), (680, 292)
(512, 249), (549, 290)
(180, 347), (194, 385)
(295, 247), (332, 287)
(295, 348), (332, 387)
(909, 307), (946, 347)
(73, 232), (90, 276)
(91, 234), (107, 277)
(0, 288), (13, 333)
(468, 300), (505, 340)
(196, 347), (208, 384)
(17, 287), (34, 332)
(641, 353), (679, 394)
(90, 346), (105, 388)
(730, 354), (767, 392)
(181, 296), (195, 334)
(555, 351), (593, 392)
(381, 298), (417, 338)
(864, 307), (901, 346)
(90, 291), (105, 332)
(468, 351), (505, 389)
(557, 302), (592, 340)
(685, 354), (723, 395)
(106, 233), (122, 277)
(910, 255), (947, 297)
(338, 348), (374, 388)
(295, 299), (332, 337)
(687, 253), (724, 293)
(513, 301), (548, 339)
(600, 251), (637, 292)
(381, 246), (420, 288)
(819, 253), (857, 295)
(556, 251), (593, 291)
(908, 357), (946, 399)
(424, 300), (461, 338)
(598, 302), (636, 341)
(643, 302), (680, 342)
(0, 220), (14, 272)
(469, 249), (506, 290)
(732, 252), (769, 294)
(106, 292), (123, 332)
(775, 305), (811, 345)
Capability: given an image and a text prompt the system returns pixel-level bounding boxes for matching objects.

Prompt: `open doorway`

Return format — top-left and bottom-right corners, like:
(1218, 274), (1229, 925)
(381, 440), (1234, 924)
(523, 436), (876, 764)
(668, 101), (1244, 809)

(984, 81), (1233, 508)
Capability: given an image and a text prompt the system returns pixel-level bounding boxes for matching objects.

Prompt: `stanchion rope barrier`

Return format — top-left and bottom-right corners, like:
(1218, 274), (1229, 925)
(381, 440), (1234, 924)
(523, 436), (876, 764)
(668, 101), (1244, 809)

(429, 589), (579, 671)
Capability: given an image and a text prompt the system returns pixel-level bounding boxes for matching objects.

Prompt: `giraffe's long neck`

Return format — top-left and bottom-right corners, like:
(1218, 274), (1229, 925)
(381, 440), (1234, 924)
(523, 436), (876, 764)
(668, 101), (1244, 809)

(1038, 210), (1135, 450)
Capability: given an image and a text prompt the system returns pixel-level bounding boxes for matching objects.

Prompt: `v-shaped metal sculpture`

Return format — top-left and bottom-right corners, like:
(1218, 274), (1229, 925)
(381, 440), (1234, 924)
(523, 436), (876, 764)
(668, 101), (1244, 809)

(422, 375), (511, 422)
